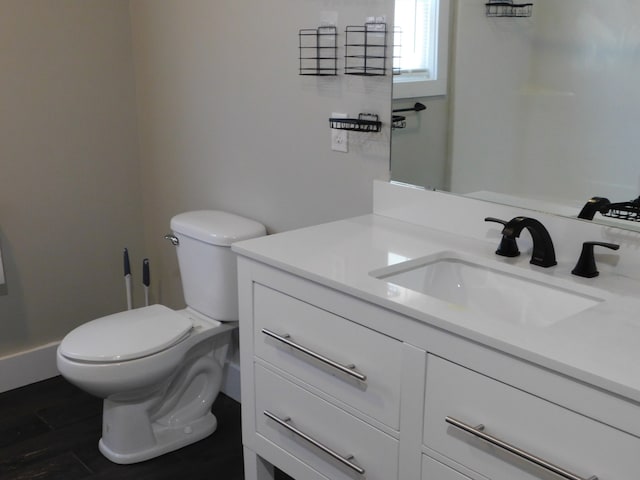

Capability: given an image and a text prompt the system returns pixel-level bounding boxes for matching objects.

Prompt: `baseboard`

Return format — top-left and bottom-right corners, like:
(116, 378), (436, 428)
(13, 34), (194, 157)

(0, 342), (60, 393)
(221, 360), (241, 403)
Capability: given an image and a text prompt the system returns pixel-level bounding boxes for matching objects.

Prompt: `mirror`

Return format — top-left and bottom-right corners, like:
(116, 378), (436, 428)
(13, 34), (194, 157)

(391, 0), (640, 231)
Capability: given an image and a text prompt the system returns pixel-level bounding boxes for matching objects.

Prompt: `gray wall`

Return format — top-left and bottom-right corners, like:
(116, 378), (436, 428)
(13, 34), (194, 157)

(0, 0), (144, 357)
(391, 95), (450, 190)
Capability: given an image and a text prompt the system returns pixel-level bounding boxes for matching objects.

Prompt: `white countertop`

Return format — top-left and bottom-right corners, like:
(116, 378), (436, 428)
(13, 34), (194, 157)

(233, 212), (640, 404)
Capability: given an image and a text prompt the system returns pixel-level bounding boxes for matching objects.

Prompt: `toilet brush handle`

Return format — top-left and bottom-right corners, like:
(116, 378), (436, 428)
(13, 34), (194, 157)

(143, 259), (150, 307)
(124, 248), (132, 310)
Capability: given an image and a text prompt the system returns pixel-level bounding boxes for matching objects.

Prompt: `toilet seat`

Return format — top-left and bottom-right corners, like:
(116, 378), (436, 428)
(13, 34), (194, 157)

(59, 305), (193, 363)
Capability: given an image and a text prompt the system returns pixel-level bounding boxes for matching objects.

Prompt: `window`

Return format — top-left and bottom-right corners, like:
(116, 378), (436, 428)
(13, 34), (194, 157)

(393, 0), (450, 98)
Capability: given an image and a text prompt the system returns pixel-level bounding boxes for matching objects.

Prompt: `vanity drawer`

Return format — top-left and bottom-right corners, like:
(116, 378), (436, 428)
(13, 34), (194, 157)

(422, 455), (472, 480)
(254, 364), (398, 480)
(253, 283), (402, 429)
(424, 355), (640, 480)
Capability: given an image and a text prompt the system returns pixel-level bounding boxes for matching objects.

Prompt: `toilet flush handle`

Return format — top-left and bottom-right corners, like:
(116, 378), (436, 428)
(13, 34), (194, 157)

(164, 234), (179, 246)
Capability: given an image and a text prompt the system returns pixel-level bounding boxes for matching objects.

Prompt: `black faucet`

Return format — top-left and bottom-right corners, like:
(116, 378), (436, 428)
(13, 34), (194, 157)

(501, 217), (557, 268)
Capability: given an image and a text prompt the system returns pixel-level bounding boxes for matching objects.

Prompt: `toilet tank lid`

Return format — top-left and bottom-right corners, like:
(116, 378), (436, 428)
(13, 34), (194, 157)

(59, 305), (193, 363)
(170, 210), (266, 246)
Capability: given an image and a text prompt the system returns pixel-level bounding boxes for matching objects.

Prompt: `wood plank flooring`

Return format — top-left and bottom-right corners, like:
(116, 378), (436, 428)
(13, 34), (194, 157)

(0, 376), (292, 480)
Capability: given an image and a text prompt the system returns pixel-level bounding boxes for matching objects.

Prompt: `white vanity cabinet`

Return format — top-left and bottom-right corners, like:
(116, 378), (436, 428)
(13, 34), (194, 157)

(238, 257), (640, 480)
(423, 356), (640, 480)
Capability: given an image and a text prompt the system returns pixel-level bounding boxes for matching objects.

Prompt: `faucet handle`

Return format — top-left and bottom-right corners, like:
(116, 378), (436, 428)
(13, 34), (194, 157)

(571, 241), (620, 278)
(484, 217), (520, 257)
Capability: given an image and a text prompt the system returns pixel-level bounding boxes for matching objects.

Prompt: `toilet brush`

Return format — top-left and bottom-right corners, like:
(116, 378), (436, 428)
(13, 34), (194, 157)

(124, 248), (132, 310)
(143, 258), (150, 307)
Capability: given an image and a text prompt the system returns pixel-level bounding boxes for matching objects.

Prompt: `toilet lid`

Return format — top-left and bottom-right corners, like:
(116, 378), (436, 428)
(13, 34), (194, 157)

(59, 305), (193, 363)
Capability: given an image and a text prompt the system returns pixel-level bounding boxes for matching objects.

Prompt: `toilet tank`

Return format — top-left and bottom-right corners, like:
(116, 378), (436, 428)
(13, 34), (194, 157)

(170, 211), (266, 321)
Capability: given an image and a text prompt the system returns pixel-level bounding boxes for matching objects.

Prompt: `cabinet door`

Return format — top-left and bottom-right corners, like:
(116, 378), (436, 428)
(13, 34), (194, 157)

(424, 355), (640, 480)
(254, 364), (399, 480)
(253, 283), (403, 429)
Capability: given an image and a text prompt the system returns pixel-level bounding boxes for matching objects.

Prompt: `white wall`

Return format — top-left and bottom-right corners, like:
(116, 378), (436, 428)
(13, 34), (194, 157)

(129, 0), (394, 309)
(0, 1), (144, 358)
(449, 0), (640, 207)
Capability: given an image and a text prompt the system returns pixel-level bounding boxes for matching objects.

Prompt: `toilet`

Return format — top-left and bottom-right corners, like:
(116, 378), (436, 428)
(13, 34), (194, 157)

(56, 210), (266, 464)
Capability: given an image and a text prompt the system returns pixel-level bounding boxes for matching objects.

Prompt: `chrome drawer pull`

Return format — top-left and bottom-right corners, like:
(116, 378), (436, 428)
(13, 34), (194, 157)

(261, 328), (367, 382)
(445, 417), (598, 480)
(264, 410), (365, 476)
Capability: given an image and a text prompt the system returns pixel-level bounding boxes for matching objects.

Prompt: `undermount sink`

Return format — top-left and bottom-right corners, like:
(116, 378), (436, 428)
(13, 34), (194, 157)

(372, 251), (604, 327)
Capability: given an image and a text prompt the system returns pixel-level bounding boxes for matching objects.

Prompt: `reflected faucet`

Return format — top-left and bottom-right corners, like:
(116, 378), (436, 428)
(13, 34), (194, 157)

(501, 217), (557, 268)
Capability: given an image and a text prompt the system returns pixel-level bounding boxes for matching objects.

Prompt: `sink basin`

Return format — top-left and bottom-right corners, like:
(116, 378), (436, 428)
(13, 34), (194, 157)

(372, 252), (604, 327)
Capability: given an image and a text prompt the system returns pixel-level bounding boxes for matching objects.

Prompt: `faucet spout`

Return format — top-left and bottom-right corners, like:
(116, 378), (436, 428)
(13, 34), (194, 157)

(502, 217), (557, 268)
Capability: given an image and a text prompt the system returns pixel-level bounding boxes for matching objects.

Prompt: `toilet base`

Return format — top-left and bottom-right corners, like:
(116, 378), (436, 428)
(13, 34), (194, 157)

(98, 411), (218, 464)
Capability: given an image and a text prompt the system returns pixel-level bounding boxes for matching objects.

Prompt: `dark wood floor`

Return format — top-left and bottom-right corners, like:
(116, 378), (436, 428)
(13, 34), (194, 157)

(0, 376), (292, 480)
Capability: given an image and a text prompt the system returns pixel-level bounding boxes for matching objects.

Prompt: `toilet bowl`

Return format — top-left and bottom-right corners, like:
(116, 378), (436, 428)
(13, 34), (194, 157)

(56, 211), (266, 464)
(57, 305), (235, 463)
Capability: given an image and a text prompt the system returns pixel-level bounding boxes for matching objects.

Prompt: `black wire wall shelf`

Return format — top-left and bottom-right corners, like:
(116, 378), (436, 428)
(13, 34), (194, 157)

(329, 113), (382, 133)
(299, 26), (338, 76)
(392, 115), (407, 129)
(344, 23), (388, 76)
(578, 196), (640, 223)
(392, 26), (402, 76)
(485, 2), (533, 17)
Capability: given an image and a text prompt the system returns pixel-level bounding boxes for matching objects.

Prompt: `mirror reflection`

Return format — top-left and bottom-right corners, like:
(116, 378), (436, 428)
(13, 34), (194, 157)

(391, 0), (640, 230)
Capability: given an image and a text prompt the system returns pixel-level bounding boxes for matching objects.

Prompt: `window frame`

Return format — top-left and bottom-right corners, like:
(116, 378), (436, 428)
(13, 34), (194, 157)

(393, 0), (450, 99)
